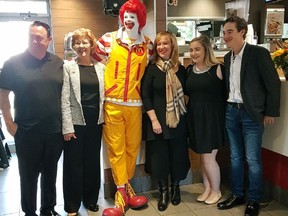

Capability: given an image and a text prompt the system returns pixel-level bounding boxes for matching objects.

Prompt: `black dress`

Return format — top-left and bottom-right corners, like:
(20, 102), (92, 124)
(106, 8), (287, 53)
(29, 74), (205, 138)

(186, 64), (226, 154)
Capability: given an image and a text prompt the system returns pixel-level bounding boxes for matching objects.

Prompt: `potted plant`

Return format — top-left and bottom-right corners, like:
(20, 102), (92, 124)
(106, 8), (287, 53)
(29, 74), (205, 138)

(272, 40), (288, 80)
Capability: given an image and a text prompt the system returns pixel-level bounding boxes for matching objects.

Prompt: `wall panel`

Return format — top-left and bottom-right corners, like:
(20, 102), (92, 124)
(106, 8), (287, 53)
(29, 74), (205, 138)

(50, 0), (119, 58)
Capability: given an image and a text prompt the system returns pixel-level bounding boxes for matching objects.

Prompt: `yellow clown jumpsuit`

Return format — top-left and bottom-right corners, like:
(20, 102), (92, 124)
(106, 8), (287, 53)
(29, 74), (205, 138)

(103, 32), (149, 186)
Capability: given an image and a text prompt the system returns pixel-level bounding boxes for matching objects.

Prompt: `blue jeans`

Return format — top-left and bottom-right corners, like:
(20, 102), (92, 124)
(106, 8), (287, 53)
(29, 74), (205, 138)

(226, 104), (264, 202)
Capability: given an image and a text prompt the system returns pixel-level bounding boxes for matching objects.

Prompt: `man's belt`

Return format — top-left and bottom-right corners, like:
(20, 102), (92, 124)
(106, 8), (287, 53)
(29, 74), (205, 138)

(228, 102), (245, 110)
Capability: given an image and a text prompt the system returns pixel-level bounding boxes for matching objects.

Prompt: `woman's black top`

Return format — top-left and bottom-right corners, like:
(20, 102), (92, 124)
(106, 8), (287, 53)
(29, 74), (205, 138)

(79, 65), (99, 109)
(141, 63), (187, 141)
(185, 64), (226, 153)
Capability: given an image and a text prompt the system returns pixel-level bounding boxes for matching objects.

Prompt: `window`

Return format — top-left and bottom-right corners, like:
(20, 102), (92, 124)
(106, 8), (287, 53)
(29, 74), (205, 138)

(0, 0), (52, 68)
(0, 1), (48, 14)
(0, 0), (51, 143)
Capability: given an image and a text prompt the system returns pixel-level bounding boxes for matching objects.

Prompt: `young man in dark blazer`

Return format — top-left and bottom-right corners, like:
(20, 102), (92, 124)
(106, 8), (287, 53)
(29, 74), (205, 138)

(217, 16), (281, 216)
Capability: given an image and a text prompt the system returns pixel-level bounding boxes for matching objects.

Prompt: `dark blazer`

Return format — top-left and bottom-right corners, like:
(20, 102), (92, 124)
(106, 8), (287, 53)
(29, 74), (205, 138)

(224, 43), (281, 124)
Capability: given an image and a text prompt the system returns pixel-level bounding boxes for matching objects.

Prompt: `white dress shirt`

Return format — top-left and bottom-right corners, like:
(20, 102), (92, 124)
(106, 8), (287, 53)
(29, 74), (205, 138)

(228, 42), (247, 103)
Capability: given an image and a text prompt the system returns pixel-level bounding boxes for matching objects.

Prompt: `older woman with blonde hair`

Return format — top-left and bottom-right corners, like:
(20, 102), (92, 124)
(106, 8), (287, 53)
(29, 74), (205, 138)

(61, 28), (105, 215)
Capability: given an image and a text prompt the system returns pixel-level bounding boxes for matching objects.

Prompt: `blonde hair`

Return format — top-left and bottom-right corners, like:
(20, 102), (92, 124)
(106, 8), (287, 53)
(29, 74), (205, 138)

(151, 31), (179, 67)
(71, 28), (97, 55)
(189, 35), (219, 67)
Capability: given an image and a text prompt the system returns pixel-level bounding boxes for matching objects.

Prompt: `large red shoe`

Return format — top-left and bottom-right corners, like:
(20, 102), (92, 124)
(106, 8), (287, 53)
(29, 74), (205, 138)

(126, 182), (148, 209)
(102, 189), (129, 216)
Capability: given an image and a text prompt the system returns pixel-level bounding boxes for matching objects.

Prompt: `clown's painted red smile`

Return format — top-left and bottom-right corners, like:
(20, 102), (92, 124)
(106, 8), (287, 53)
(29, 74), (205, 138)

(123, 11), (139, 32)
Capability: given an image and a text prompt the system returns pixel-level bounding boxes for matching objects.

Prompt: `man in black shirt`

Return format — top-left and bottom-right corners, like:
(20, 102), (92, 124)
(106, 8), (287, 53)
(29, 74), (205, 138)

(0, 21), (63, 216)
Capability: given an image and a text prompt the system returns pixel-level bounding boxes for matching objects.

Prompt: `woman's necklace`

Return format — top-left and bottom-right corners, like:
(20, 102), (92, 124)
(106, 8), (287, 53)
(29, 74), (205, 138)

(193, 65), (211, 74)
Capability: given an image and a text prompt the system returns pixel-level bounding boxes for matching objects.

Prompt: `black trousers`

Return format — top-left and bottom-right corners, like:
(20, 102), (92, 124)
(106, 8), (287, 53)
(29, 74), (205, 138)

(14, 129), (63, 216)
(0, 127), (9, 167)
(63, 107), (102, 213)
(146, 136), (190, 182)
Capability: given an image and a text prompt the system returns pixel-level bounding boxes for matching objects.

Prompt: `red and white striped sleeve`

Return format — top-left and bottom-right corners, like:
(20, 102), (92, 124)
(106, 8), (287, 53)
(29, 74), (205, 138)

(92, 32), (113, 63)
(146, 37), (154, 63)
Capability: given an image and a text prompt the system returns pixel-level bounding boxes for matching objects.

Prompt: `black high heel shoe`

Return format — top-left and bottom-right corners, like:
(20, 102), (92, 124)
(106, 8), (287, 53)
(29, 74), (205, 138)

(84, 204), (99, 212)
(171, 183), (181, 206)
(158, 188), (169, 211)
(158, 179), (169, 211)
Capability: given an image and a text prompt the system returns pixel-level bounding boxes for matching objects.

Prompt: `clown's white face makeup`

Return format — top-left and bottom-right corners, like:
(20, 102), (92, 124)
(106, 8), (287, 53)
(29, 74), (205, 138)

(123, 11), (139, 34)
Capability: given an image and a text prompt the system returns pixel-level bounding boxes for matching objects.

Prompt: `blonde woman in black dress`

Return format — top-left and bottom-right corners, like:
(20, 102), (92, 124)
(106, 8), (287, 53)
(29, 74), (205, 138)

(141, 31), (190, 212)
(186, 35), (225, 205)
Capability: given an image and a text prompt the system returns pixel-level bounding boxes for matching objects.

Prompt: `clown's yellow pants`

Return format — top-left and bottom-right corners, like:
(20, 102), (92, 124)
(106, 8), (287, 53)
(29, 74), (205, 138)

(103, 101), (142, 186)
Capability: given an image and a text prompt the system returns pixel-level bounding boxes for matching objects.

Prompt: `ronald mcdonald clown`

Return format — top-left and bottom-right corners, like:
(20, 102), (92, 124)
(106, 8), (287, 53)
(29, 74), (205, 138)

(92, 0), (153, 215)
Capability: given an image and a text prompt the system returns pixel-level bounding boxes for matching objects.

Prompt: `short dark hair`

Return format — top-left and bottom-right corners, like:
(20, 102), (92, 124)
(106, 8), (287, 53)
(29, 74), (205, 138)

(31, 21), (51, 37)
(224, 16), (248, 39)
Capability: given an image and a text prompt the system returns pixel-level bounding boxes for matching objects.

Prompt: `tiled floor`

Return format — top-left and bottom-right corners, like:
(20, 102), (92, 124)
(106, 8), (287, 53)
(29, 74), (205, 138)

(1, 153), (288, 216)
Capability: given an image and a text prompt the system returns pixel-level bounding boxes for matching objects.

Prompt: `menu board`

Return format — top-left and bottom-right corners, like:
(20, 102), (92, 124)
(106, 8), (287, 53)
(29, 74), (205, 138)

(265, 8), (285, 37)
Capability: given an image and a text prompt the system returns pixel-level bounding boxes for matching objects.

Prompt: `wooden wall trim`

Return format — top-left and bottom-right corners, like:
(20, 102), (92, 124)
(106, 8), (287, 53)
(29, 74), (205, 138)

(155, 0), (166, 32)
(50, 0), (118, 59)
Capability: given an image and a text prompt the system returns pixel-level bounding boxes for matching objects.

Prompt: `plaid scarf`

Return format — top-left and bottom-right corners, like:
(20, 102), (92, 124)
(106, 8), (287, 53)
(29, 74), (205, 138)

(156, 59), (186, 128)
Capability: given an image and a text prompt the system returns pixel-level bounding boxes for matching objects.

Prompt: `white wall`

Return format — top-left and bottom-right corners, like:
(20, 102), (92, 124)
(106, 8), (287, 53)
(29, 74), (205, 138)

(167, 0), (227, 19)
(143, 9), (156, 41)
(262, 82), (288, 156)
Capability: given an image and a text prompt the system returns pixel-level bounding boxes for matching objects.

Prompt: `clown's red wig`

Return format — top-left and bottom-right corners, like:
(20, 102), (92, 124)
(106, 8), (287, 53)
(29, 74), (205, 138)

(119, 0), (146, 32)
